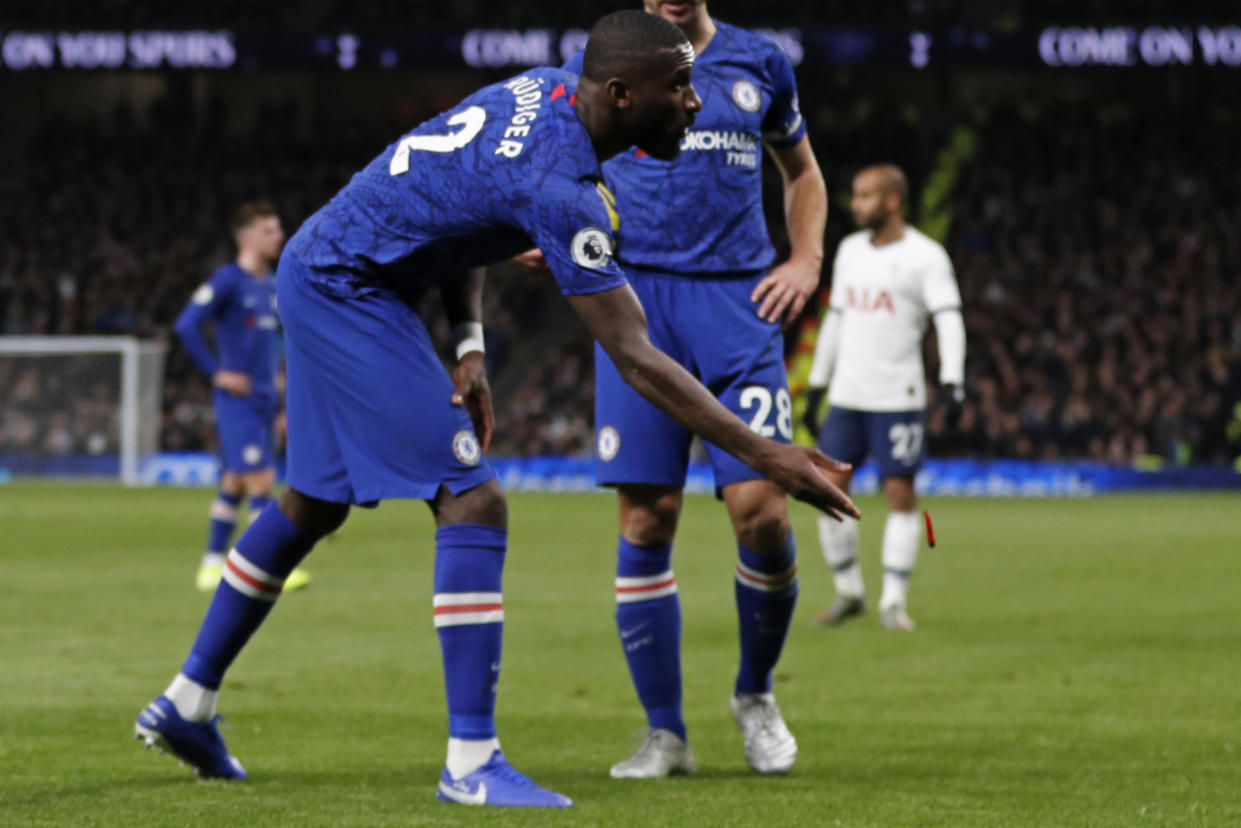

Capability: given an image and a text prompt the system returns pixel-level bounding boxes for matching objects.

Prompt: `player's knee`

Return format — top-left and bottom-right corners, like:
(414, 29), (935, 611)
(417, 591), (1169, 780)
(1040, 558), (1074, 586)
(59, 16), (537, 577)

(733, 502), (791, 552)
(219, 472), (243, 497)
(243, 469), (275, 497)
(884, 476), (917, 512)
(278, 488), (350, 539)
(618, 487), (681, 546)
(436, 479), (508, 529)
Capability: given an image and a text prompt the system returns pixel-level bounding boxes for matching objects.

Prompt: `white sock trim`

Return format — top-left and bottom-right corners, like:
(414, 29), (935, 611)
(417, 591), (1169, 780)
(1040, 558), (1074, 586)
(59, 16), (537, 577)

(209, 499), (240, 522)
(165, 673), (218, 722)
(446, 736), (501, 779)
(818, 514), (865, 598)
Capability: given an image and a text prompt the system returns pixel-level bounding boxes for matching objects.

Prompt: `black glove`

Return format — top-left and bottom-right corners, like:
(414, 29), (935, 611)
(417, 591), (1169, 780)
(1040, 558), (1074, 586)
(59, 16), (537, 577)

(802, 387), (827, 439)
(939, 382), (966, 427)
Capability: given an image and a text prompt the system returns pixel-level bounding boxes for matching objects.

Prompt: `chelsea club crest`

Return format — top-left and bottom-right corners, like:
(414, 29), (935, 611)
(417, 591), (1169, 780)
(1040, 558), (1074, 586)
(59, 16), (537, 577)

(453, 430), (481, 466)
(732, 79), (761, 113)
(597, 426), (620, 462)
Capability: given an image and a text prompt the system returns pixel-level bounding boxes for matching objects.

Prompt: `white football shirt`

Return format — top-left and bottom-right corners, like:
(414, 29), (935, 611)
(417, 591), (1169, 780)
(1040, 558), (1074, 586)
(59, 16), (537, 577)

(817, 226), (962, 411)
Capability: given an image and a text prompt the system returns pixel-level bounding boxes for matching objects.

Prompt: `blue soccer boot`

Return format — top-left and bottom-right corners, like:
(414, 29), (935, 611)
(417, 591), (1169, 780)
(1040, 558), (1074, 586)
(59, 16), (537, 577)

(436, 750), (572, 808)
(134, 695), (247, 780)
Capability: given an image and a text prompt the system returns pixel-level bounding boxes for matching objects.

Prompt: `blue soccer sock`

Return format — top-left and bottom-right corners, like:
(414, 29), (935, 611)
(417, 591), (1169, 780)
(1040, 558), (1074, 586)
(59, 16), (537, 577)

(734, 535), (799, 696)
(615, 537), (686, 741)
(180, 504), (318, 690)
(434, 524), (506, 743)
(247, 494), (273, 526)
(204, 491), (242, 560)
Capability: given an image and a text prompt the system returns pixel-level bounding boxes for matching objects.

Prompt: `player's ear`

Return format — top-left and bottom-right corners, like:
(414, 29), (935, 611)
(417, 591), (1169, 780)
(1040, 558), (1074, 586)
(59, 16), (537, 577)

(604, 78), (632, 110)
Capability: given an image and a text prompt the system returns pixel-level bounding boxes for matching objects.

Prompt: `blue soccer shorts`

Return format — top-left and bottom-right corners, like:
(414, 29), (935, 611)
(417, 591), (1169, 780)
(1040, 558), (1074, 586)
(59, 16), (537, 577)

(214, 391), (278, 474)
(817, 406), (927, 479)
(594, 269), (792, 493)
(277, 257), (495, 505)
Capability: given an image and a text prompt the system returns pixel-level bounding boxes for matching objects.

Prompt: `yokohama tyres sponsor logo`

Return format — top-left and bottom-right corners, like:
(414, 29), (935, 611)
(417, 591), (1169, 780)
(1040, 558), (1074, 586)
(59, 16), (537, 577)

(680, 130), (759, 167)
(680, 130), (758, 152)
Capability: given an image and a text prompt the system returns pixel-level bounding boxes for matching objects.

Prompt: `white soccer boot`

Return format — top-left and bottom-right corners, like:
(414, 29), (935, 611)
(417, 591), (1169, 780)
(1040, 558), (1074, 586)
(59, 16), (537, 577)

(730, 692), (797, 774)
(879, 604), (916, 631)
(609, 728), (698, 779)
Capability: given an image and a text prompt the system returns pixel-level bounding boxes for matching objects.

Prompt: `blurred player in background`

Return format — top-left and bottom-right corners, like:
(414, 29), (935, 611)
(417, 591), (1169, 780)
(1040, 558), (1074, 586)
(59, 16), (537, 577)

(562, 0), (826, 778)
(803, 164), (965, 631)
(135, 12), (857, 809)
(174, 200), (310, 594)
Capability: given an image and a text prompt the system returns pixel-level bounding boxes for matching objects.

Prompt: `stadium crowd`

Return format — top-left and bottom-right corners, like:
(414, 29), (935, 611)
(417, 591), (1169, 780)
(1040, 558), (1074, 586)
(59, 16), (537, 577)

(937, 105), (1241, 466)
(2, 86), (1239, 467)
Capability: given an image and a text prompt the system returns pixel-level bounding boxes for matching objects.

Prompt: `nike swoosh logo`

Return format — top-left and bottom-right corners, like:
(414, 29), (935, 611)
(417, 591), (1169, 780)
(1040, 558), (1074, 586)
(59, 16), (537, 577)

(619, 623), (651, 639)
(439, 780), (486, 805)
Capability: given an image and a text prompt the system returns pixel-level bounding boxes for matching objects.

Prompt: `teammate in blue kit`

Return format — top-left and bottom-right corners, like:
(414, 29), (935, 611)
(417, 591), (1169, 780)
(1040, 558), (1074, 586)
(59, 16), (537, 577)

(563, 0), (828, 777)
(134, 11), (857, 809)
(174, 201), (310, 594)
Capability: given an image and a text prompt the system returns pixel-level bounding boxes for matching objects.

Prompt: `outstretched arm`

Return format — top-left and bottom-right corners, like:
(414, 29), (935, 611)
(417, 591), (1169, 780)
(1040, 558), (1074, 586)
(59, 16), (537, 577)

(568, 284), (859, 520)
(441, 267), (493, 451)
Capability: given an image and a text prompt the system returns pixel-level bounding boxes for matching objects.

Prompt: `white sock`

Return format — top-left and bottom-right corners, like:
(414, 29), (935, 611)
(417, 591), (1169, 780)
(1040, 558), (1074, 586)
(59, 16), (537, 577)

(817, 514), (865, 598)
(879, 511), (921, 611)
(165, 673), (218, 722)
(446, 737), (501, 779)
(199, 551), (225, 568)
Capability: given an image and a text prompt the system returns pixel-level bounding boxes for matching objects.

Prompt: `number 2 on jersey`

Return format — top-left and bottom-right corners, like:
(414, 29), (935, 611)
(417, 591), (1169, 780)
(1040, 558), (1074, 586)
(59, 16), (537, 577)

(740, 386), (793, 440)
(389, 105), (487, 175)
(888, 422), (924, 464)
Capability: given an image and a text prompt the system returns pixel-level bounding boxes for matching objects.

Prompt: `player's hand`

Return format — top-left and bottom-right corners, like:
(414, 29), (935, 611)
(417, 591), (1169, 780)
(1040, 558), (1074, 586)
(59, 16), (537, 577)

(451, 351), (494, 452)
(939, 382), (966, 427)
(802, 387), (826, 439)
(214, 370), (252, 396)
(759, 443), (860, 521)
(751, 257), (820, 327)
(509, 248), (551, 278)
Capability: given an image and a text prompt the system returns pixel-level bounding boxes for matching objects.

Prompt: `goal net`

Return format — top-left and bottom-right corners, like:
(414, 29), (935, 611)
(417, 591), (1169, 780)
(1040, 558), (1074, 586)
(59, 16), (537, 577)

(0, 337), (166, 485)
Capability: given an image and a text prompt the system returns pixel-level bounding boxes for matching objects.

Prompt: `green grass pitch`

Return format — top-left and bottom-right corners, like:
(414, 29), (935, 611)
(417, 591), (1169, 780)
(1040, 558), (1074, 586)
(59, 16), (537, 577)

(2, 485), (1239, 826)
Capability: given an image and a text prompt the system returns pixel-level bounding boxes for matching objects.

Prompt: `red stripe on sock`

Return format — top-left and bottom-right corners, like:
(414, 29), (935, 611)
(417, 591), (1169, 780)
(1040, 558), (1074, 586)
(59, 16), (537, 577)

(225, 558), (283, 595)
(615, 576), (676, 594)
(433, 603), (503, 615)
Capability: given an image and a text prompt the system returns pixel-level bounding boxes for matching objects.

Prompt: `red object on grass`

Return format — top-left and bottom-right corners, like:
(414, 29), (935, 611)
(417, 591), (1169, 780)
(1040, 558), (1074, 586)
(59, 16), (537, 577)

(923, 510), (936, 548)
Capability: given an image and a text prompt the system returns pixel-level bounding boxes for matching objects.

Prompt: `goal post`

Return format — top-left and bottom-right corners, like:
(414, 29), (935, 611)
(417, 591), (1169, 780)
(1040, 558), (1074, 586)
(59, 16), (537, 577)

(0, 336), (166, 485)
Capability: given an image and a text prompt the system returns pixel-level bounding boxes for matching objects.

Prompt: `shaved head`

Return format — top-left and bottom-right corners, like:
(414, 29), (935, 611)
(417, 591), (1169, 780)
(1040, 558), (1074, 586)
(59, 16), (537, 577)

(582, 9), (692, 82)
(857, 164), (908, 205)
(851, 163), (909, 234)
(576, 9), (701, 162)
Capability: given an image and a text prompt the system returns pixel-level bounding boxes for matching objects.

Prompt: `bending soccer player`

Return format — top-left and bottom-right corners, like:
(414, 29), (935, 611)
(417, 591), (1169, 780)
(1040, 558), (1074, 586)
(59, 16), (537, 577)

(135, 11), (857, 809)
(562, 0), (827, 777)
(174, 200), (310, 594)
(804, 164), (966, 631)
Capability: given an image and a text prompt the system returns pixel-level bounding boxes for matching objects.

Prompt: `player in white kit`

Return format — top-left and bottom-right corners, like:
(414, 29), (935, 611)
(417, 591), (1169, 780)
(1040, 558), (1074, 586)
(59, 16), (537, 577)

(802, 164), (966, 630)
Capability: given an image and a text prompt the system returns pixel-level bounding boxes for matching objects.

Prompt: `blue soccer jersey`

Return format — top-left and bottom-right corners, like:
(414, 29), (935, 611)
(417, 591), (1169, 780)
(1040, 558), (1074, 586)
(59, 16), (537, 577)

(284, 68), (627, 302)
(175, 262), (280, 398)
(275, 69), (628, 504)
(565, 21), (805, 275)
